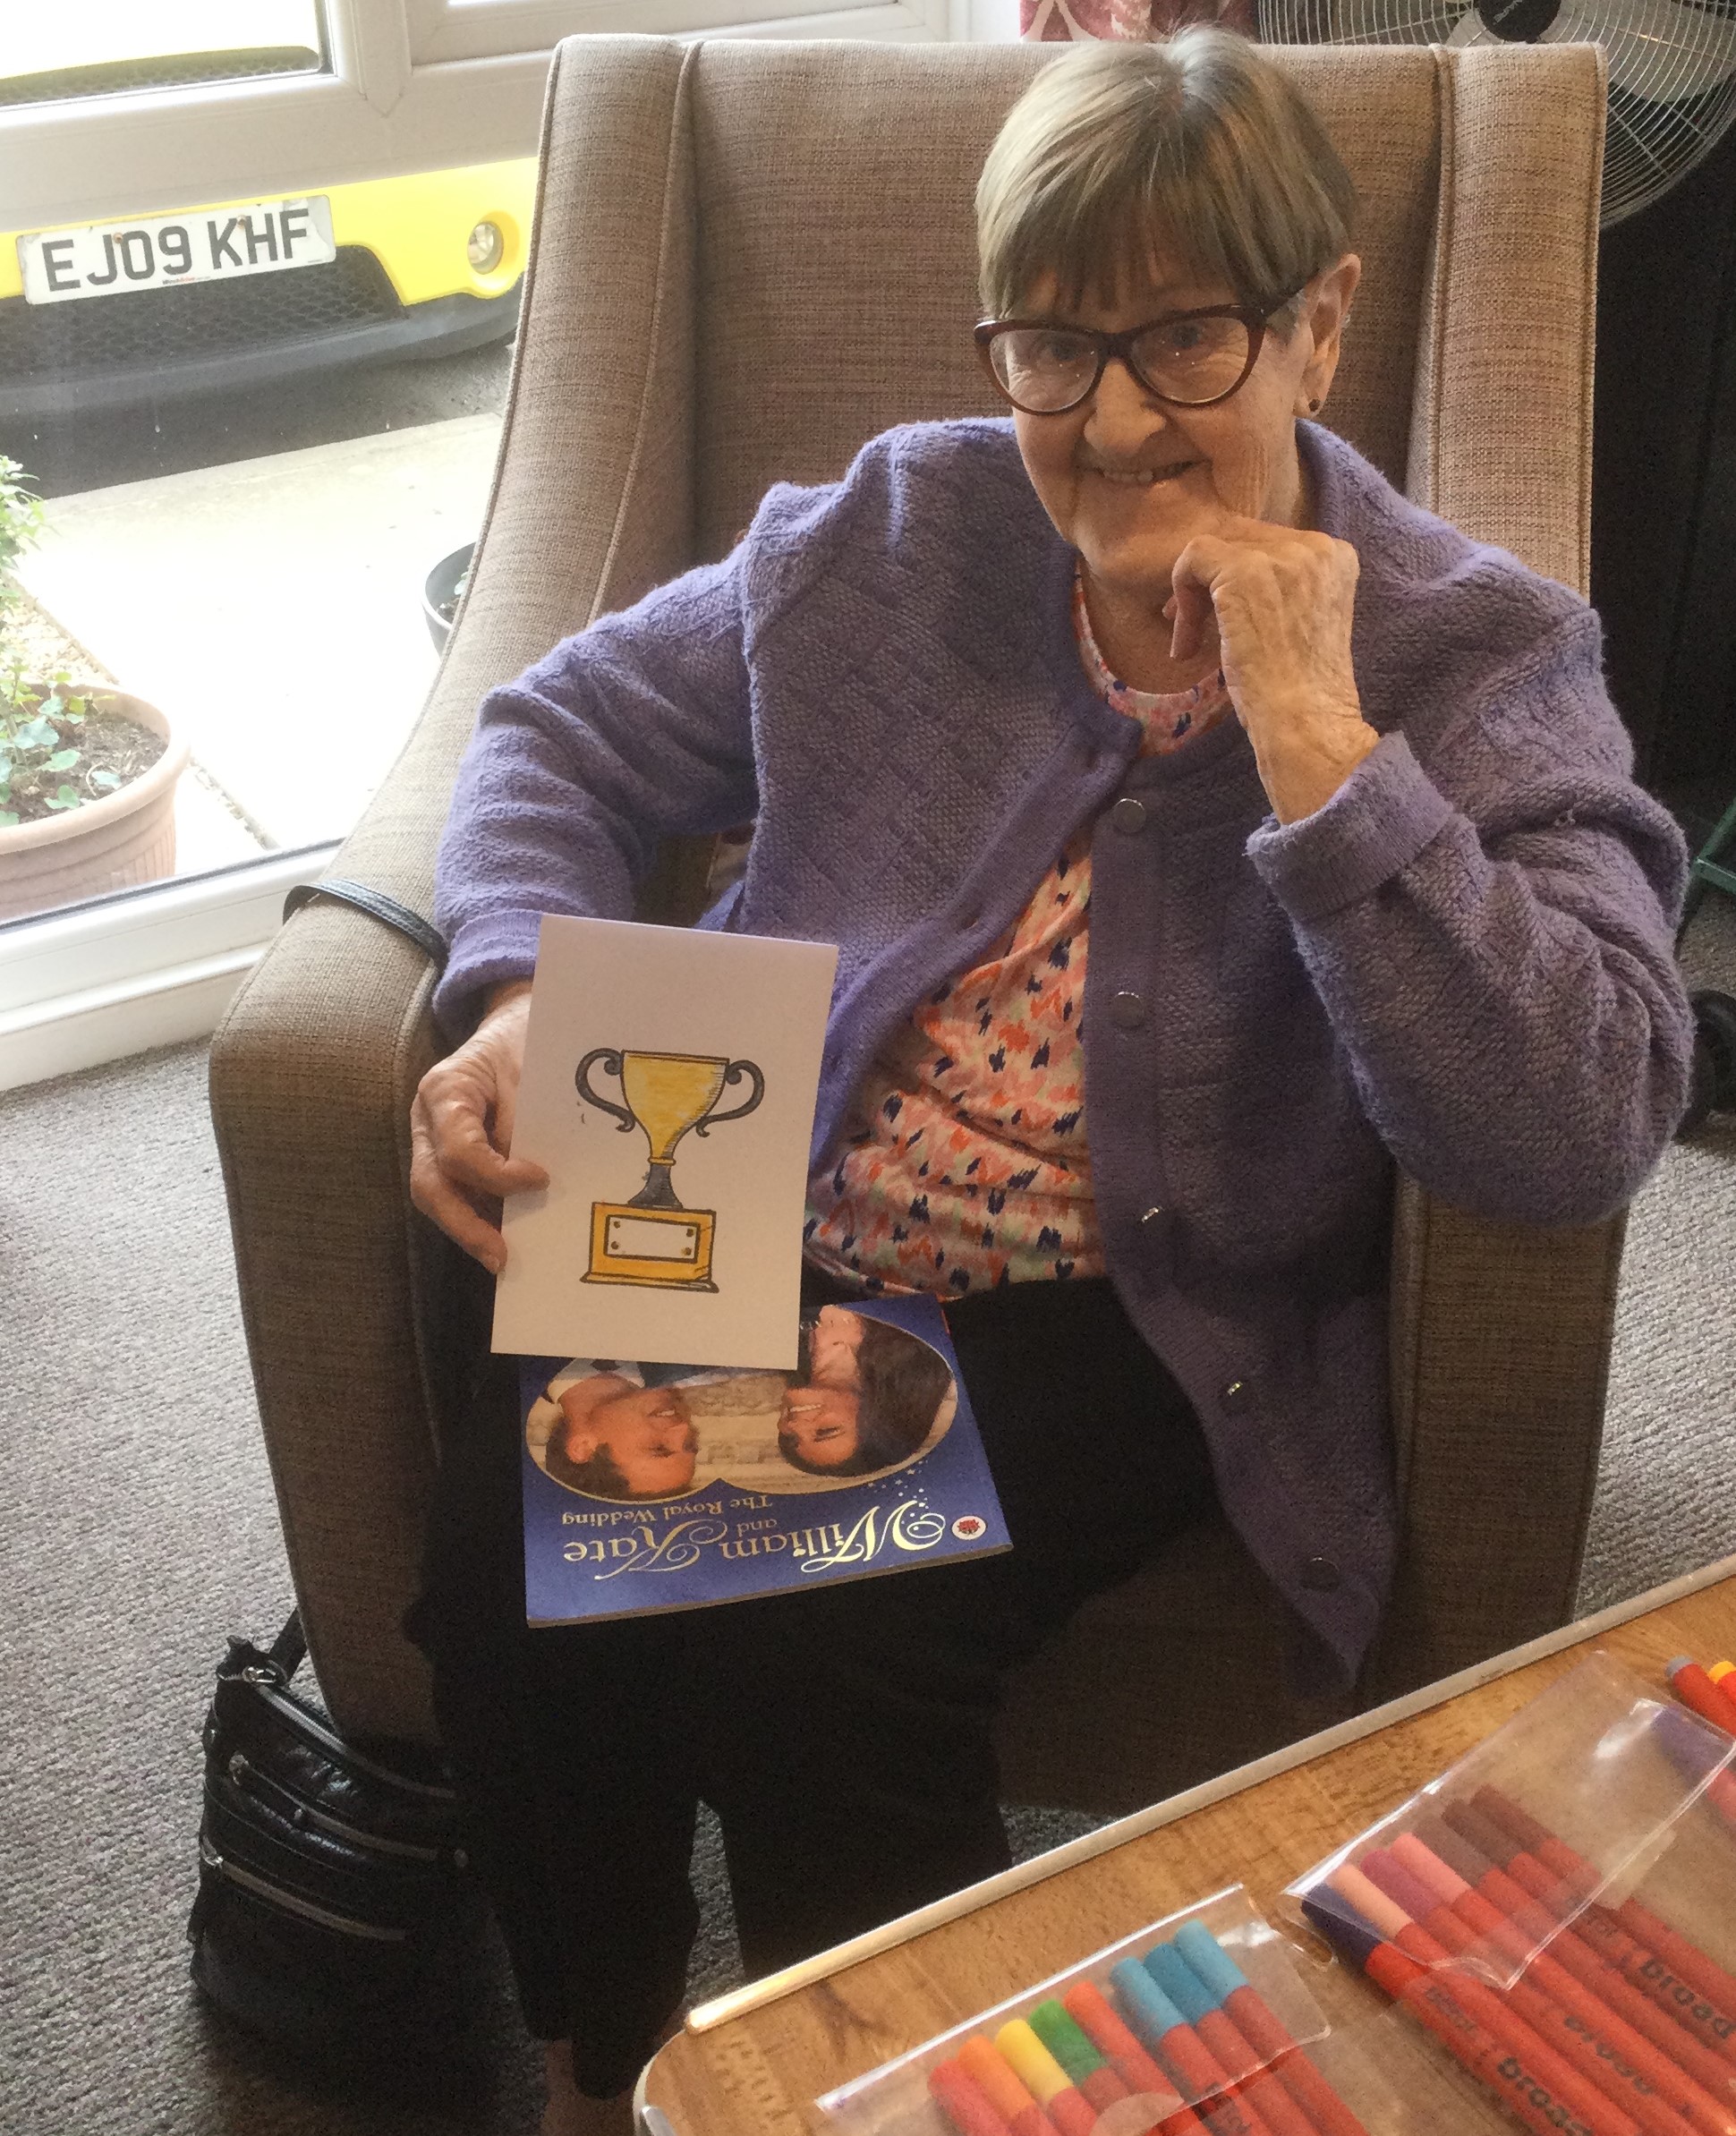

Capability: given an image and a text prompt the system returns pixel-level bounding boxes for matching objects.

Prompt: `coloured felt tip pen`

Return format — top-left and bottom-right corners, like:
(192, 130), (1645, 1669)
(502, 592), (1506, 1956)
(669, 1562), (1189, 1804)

(1169, 1920), (1373, 2136)
(1474, 1783), (1736, 2021)
(1144, 1945), (1315, 2136)
(994, 2020), (1100, 2136)
(930, 2059), (1020, 2136)
(1026, 1999), (1134, 2115)
(1110, 1958), (1274, 2136)
(956, 2036), (1064, 2136)
(1060, 1980), (1206, 2133)
(1668, 1657), (1736, 1738)
(1302, 1884), (1631, 2136)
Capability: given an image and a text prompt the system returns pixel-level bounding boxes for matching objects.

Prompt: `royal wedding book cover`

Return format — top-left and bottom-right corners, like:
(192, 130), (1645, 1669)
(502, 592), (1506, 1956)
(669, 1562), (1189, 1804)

(519, 1294), (1010, 1624)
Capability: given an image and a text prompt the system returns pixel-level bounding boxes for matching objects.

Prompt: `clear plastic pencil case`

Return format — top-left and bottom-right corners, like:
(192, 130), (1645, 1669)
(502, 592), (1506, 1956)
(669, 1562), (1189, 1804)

(818, 1882), (1406, 2136)
(819, 1652), (1736, 2136)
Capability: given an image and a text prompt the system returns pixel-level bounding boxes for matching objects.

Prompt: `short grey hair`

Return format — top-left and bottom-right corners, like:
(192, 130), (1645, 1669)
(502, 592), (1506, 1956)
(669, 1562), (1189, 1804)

(976, 30), (1357, 331)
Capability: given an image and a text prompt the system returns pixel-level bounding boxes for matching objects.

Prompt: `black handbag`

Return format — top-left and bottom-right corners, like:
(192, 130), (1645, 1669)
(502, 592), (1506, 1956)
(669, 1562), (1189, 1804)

(188, 1612), (484, 2053)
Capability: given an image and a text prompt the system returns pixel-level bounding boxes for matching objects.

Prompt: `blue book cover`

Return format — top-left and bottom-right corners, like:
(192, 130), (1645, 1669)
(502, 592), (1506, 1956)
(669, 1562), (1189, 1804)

(521, 1293), (1009, 1624)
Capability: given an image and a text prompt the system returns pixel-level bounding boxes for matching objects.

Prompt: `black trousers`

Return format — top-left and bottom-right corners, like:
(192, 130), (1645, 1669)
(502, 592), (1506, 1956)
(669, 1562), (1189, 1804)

(404, 1272), (1216, 2098)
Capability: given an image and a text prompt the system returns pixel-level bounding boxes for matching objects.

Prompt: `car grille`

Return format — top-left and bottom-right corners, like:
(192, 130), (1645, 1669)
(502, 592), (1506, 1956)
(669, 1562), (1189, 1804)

(0, 249), (405, 380)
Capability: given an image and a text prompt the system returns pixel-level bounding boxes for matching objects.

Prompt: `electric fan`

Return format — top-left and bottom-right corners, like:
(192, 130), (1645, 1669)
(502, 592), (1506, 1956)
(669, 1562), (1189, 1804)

(1257, 0), (1736, 224)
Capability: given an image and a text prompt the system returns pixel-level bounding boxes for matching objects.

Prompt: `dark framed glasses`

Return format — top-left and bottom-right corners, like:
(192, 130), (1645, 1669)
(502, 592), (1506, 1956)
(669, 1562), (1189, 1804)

(973, 291), (1304, 415)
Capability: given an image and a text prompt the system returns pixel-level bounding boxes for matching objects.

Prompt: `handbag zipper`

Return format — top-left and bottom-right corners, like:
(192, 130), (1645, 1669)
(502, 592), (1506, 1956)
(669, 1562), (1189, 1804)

(224, 1751), (447, 1863)
(199, 1836), (407, 1941)
(237, 1679), (455, 1801)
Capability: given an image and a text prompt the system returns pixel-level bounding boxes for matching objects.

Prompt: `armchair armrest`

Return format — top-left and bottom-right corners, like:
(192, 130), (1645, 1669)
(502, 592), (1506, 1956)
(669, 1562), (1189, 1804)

(1363, 1178), (1625, 1705)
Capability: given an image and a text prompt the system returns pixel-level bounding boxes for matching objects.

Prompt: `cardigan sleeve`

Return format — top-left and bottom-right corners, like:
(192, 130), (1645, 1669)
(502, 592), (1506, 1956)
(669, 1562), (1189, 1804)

(1246, 608), (1693, 1225)
(431, 553), (759, 1035)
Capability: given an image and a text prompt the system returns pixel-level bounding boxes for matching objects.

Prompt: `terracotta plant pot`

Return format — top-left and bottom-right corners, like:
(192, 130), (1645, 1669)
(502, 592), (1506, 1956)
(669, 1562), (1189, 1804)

(0, 686), (190, 923)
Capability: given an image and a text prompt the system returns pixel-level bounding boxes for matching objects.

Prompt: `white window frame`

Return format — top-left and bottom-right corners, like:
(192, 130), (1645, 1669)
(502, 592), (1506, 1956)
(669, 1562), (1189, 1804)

(0, 0), (1015, 1090)
(0, 847), (338, 1093)
(0, 0), (1007, 232)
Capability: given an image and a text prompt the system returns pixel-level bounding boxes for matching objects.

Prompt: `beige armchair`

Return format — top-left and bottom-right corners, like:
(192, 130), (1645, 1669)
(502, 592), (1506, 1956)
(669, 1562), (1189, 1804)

(211, 34), (1619, 1817)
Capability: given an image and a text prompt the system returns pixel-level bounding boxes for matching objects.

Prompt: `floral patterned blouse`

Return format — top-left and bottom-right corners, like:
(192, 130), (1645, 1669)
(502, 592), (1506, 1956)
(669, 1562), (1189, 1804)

(804, 566), (1231, 1297)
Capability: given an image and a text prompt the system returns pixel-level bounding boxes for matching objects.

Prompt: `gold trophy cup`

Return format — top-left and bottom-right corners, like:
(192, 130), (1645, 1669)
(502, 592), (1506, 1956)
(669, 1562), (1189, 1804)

(576, 1047), (764, 1289)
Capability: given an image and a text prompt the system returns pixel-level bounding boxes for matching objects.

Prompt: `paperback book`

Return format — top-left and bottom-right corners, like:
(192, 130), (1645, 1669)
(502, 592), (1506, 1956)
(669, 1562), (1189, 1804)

(521, 1292), (1009, 1624)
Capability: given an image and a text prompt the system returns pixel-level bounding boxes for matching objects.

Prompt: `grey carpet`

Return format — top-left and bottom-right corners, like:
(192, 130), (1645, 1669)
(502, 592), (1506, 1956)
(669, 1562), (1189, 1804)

(2, 895), (1732, 2134)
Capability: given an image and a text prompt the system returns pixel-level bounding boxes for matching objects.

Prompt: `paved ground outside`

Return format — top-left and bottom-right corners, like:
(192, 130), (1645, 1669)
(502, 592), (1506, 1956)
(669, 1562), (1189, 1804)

(19, 411), (500, 855)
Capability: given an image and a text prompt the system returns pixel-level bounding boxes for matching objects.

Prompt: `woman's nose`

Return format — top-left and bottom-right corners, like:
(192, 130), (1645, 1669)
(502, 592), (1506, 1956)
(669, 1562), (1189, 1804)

(1086, 353), (1172, 432)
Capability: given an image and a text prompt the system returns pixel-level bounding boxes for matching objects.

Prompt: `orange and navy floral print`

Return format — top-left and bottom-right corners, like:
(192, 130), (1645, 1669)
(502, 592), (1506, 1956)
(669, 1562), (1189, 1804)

(804, 565), (1231, 1296)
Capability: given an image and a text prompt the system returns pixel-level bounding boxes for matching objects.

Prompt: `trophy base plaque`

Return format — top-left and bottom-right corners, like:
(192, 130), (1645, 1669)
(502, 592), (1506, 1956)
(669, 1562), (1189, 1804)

(583, 1203), (718, 1289)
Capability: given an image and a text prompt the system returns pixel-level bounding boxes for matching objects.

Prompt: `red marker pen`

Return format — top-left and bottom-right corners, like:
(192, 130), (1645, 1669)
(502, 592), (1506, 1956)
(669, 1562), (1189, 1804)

(956, 2038), (1063, 2136)
(932, 2060), (1019, 2136)
(1061, 1984), (1206, 2135)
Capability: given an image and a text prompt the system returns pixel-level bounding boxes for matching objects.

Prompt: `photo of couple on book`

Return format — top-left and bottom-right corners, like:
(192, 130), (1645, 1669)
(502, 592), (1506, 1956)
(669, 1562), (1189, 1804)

(524, 1305), (957, 1503)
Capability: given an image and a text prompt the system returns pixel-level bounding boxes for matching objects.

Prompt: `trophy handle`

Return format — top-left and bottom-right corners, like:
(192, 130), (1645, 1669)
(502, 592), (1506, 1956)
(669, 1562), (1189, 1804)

(696, 1058), (764, 1133)
(575, 1048), (637, 1132)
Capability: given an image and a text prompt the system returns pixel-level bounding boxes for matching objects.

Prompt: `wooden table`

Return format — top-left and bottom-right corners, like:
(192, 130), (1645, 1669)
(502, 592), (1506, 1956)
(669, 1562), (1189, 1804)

(639, 1551), (1736, 2136)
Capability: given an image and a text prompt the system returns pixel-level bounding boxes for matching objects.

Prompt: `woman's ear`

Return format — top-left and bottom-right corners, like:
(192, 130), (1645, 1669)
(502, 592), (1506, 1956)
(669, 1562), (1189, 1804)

(1295, 252), (1361, 416)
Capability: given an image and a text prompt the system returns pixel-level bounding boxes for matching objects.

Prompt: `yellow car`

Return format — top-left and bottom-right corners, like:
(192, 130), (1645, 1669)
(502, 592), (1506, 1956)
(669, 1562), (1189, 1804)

(1, 158), (535, 421)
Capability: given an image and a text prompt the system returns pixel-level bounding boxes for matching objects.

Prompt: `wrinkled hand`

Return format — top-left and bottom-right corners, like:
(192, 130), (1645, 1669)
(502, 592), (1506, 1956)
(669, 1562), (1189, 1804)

(409, 979), (549, 1272)
(1167, 514), (1378, 823)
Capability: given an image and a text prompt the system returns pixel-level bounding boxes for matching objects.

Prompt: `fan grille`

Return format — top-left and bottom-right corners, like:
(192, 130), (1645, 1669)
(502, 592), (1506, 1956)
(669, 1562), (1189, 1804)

(1257, 0), (1736, 223)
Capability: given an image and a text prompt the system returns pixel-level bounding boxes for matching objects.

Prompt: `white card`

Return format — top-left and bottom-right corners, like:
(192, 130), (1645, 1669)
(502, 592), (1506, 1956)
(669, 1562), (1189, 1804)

(492, 915), (839, 1369)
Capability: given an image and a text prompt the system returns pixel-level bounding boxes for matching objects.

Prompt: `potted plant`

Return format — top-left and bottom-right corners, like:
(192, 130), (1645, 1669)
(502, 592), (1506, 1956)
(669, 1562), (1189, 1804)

(422, 540), (473, 654)
(0, 455), (188, 923)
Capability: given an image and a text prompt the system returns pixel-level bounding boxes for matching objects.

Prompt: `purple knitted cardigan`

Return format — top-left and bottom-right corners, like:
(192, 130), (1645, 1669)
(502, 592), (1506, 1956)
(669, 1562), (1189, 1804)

(434, 417), (1691, 1681)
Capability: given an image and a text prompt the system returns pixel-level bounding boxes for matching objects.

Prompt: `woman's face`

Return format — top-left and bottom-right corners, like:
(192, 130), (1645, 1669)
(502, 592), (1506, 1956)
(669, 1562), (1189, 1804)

(779, 1383), (861, 1469)
(1008, 251), (1359, 617)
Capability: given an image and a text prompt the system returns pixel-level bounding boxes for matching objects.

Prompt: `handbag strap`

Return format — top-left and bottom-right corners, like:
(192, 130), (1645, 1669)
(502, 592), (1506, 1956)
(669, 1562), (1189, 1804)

(267, 1610), (308, 1681)
(284, 880), (448, 970)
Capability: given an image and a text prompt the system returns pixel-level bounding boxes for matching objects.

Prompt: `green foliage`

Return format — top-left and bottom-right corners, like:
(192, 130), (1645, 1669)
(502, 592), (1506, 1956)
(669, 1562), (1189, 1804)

(0, 665), (109, 821)
(0, 461), (131, 824)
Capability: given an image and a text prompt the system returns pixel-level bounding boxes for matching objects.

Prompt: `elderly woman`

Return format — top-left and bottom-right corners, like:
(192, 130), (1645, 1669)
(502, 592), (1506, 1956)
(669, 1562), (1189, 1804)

(406, 30), (1690, 2133)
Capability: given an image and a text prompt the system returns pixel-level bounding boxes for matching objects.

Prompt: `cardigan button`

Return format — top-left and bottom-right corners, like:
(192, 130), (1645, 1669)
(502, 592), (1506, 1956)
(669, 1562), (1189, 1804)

(1139, 1205), (1164, 1226)
(1110, 796), (1147, 835)
(1109, 991), (1146, 1030)
(1221, 1379), (1252, 1412)
(1300, 1556), (1342, 1594)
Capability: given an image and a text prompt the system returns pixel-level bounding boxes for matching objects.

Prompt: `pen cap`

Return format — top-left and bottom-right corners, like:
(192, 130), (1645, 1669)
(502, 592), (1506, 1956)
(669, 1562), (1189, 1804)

(1025, 2003), (1105, 2087)
(1109, 1960), (1186, 2043)
(1172, 1922), (1250, 2004)
(1144, 1945), (1218, 2027)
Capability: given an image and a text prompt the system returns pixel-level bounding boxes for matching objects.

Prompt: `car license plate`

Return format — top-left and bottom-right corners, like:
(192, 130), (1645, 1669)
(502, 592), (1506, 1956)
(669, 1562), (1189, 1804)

(17, 196), (336, 306)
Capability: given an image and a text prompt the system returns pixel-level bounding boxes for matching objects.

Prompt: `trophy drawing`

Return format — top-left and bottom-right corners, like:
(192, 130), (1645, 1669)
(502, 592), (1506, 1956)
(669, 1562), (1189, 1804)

(576, 1047), (765, 1290)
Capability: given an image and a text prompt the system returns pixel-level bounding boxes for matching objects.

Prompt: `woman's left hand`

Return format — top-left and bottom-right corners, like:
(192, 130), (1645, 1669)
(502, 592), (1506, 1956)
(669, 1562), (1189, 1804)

(1167, 515), (1378, 823)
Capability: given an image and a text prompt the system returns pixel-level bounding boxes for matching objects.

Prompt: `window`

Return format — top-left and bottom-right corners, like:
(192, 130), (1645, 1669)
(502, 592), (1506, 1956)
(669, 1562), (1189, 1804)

(0, 0), (1010, 1088)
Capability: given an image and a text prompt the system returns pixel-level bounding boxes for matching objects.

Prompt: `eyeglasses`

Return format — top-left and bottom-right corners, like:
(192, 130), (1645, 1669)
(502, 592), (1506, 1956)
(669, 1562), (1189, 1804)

(973, 292), (1302, 415)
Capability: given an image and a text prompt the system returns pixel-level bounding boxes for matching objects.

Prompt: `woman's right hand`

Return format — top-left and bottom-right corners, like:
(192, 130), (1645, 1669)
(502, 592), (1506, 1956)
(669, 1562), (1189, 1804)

(409, 979), (549, 1273)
